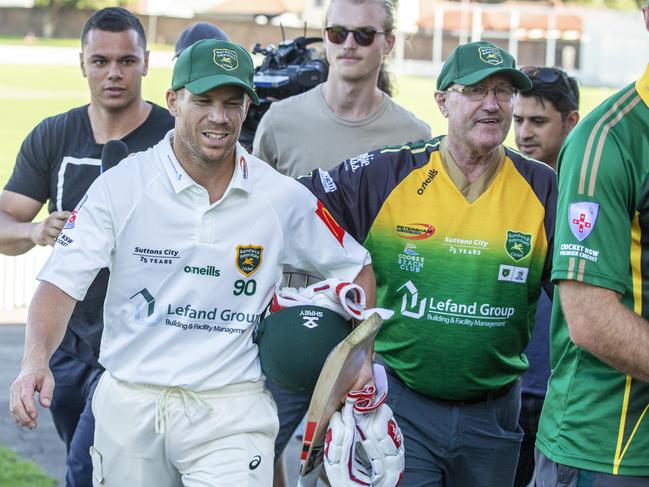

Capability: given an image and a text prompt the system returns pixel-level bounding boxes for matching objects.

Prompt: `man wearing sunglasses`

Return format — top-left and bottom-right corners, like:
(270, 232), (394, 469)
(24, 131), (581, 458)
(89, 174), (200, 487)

(252, 0), (430, 179)
(511, 65), (580, 487)
(252, 0), (430, 483)
(301, 40), (557, 486)
(535, 5), (649, 486)
(514, 67), (579, 169)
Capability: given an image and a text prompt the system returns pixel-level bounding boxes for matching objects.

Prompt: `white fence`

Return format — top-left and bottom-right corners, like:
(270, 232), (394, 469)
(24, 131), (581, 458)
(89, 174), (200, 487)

(0, 247), (49, 311)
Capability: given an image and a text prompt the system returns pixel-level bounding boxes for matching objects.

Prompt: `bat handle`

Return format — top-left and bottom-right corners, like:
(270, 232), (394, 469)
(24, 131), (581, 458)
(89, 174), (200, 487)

(297, 464), (321, 487)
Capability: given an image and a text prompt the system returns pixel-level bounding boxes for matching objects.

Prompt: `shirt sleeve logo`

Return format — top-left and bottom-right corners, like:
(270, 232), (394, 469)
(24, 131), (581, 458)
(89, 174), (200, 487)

(569, 202), (599, 242)
(236, 244), (263, 277)
(63, 194), (88, 230)
(318, 169), (337, 193)
(345, 152), (374, 173)
(315, 200), (345, 246)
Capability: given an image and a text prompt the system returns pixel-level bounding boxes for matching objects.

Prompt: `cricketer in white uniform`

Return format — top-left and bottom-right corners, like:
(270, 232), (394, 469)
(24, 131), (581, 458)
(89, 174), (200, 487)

(9, 39), (373, 486)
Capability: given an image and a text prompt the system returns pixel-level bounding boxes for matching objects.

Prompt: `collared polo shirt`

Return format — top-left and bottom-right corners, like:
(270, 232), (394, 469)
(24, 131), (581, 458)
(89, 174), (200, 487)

(39, 130), (370, 391)
(537, 64), (649, 476)
(301, 137), (556, 400)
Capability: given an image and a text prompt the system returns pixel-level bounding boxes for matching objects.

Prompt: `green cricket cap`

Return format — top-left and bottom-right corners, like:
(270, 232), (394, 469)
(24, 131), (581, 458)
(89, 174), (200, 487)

(172, 39), (259, 105)
(437, 41), (532, 92)
(256, 306), (352, 394)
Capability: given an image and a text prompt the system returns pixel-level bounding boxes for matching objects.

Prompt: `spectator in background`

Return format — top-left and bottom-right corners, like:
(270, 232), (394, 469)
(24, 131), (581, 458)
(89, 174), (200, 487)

(174, 21), (230, 58)
(514, 66), (579, 169)
(0, 7), (174, 487)
(253, 0), (430, 179)
(535, 5), (649, 485)
(511, 66), (579, 487)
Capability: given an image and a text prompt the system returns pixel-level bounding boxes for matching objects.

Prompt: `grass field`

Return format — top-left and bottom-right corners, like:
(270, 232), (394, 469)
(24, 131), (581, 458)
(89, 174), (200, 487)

(0, 61), (618, 188)
(0, 445), (56, 487)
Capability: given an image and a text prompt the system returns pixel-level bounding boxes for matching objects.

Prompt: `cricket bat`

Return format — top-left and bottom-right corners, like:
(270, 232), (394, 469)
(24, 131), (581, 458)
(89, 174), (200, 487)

(297, 312), (383, 484)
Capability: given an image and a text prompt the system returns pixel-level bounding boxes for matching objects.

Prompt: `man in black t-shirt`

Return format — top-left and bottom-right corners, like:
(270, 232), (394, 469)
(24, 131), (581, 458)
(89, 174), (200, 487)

(0, 8), (173, 487)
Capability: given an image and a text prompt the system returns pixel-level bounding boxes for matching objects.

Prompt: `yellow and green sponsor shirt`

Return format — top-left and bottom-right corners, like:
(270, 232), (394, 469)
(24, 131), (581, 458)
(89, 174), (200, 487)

(537, 65), (649, 476)
(302, 136), (556, 400)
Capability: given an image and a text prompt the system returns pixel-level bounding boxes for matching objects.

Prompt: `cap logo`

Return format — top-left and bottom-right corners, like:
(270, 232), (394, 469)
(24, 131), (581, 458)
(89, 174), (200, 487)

(478, 46), (504, 65)
(213, 48), (238, 71)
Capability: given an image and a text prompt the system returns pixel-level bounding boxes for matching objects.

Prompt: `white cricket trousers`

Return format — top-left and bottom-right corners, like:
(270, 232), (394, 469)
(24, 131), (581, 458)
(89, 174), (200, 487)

(90, 372), (279, 486)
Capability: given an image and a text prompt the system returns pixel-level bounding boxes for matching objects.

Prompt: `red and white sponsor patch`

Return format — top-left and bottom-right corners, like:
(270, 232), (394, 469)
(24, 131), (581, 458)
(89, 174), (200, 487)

(396, 223), (435, 240)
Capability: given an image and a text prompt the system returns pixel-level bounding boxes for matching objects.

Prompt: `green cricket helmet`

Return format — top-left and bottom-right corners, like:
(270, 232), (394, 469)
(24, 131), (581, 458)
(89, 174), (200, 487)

(256, 305), (352, 394)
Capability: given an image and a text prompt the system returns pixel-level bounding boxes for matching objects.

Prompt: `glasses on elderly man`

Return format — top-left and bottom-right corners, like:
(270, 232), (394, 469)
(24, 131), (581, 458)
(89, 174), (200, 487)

(324, 25), (388, 46)
(445, 85), (518, 102)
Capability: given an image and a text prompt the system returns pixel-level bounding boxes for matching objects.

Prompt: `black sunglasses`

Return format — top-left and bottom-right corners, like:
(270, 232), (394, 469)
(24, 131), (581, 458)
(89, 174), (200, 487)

(520, 66), (578, 103)
(324, 25), (388, 46)
(520, 66), (566, 84)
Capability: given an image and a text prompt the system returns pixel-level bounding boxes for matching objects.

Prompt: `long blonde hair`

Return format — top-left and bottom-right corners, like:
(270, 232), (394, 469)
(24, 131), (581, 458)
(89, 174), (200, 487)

(324, 0), (397, 97)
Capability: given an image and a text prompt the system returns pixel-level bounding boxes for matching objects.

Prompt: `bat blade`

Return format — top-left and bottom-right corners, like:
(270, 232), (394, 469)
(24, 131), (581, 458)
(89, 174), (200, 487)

(298, 312), (383, 480)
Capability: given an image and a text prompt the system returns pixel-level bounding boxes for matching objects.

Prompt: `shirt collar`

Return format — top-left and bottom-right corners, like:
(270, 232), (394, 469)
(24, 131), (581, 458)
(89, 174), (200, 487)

(160, 130), (253, 196)
(636, 63), (649, 109)
(160, 130), (194, 193)
(438, 136), (505, 203)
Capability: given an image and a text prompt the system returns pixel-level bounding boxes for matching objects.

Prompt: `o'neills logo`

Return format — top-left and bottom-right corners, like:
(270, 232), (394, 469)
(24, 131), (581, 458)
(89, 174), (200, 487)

(417, 169), (439, 195)
(184, 265), (221, 278)
(396, 223), (435, 240)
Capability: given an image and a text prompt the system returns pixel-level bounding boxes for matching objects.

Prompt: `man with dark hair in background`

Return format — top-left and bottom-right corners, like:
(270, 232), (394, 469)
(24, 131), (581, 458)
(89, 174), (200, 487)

(514, 67), (579, 169)
(251, 0), (430, 483)
(535, 5), (649, 485)
(0, 7), (173, 486)
(511, 66), (579, 487)
(174, 21), (230, 58)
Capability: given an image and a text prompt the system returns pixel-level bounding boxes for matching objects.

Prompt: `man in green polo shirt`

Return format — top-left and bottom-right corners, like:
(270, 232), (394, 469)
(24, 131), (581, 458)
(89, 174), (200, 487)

(535, 4), (649, 485)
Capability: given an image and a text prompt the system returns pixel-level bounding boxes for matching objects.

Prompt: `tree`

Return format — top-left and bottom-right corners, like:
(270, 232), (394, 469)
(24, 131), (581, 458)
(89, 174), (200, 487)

(33, 0), (128, 38)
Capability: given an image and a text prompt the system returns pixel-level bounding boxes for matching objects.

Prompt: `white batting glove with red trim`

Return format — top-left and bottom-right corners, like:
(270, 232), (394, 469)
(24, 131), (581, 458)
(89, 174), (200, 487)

(354, 403), (405, 487)
(323, 365), (404, 486)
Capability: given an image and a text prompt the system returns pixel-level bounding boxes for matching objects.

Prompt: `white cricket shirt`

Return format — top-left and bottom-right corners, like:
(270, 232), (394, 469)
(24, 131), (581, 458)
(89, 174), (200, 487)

(39, 130), (370, 391)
